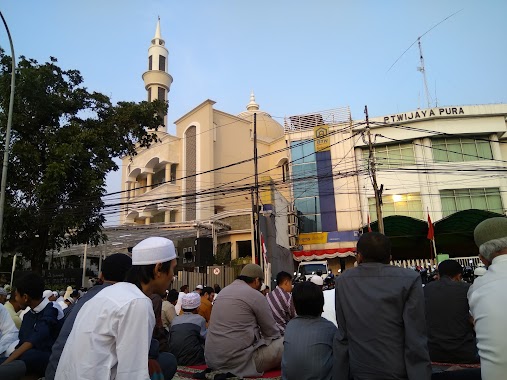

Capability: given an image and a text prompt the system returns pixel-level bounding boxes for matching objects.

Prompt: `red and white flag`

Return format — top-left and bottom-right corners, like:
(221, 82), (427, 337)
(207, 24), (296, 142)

(260, 232), (268, 265)
(427, 213), (435, 240)
(367, 214), (372, 233)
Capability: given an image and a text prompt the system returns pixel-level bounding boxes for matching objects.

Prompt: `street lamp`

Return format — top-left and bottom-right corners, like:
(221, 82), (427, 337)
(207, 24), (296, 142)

(0, 11), (16, 267)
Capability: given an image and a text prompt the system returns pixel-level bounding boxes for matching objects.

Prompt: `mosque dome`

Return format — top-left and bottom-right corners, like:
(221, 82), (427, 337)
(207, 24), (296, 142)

(237, 92), (284, 141)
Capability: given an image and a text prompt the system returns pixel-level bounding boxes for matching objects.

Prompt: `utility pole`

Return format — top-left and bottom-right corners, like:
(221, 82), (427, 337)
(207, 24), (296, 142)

(252, 113), (261, 266)
(0, 12), (16, 267)
(365, 105), (384, 234)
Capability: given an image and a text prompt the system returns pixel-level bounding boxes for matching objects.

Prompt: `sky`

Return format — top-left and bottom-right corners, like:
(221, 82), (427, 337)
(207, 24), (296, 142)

(2, 0), (507, 225)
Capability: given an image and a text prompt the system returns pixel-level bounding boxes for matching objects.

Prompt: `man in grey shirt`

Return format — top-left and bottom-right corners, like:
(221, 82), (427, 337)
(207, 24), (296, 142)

(334, 232), (431, 380)
(205, 264), (282, 378)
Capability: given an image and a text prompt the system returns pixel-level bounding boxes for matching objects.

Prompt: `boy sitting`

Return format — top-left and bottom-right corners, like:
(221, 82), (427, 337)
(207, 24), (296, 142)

(282, 281), (337, 380)
(0, 272), (61, 378)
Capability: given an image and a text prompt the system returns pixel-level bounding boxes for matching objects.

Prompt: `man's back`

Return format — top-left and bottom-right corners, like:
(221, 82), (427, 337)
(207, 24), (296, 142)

(204, 279), (279, 377)
(335, 263), (431, 380)
(468, 255), (507, 379)
(282, 316), (336, 380)
(424, 278), (477, 363)
(54, 282), (155, 380)
(45, 284), (108, 380)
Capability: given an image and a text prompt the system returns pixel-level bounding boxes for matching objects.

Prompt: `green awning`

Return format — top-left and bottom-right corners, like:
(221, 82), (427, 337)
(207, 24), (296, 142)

(434, 209), (505, 257)
(366, 210), (506, 259)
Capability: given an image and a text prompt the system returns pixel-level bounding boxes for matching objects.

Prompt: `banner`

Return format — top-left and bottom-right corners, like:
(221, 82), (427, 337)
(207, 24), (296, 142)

(299, 232), (328, 245)
(314, 125), (330, 152)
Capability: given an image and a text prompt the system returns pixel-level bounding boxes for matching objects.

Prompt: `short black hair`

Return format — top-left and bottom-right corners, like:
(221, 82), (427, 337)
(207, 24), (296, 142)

(167, 289), (179, 303)
(125, 260), (174, 291)
(276, 271), (292, 285)
(15, 272), (44, 300)
(180, 285), (189, 292)
(182, 307), (198, 313)
(438, 260), (463, 278)
(292, 282), (324, 317)
(357, 232), (391, 263)
(102, 253), (132, 282)
(202, 286), (214, 296)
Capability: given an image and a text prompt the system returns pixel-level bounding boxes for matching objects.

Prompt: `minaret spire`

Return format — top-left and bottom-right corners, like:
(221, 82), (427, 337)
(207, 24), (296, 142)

(143, 18), (173, 132)
(154, 17), (162, 41)
(246, 90), (260, 111)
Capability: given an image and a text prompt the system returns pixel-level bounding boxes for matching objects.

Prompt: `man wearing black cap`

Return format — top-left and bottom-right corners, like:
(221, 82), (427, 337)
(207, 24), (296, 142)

(205, 263), (282, 378)
(45, 253), (133, 380)
(469, 217), (507, 379)
(424, 260), (478, 364)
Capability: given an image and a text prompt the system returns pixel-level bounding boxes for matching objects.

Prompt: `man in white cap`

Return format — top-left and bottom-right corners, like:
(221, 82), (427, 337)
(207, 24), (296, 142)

(468, 217), (507, 380)
(168, 292), (206, 366)
(42, 290), (64, 320)
(205, 263), (282, 378)
(54, 237), (178, 380)
(195, 285), (203, 295)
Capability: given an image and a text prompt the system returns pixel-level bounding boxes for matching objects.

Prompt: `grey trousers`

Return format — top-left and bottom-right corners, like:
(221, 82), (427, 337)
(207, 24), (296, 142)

(253, 337), (284, 373)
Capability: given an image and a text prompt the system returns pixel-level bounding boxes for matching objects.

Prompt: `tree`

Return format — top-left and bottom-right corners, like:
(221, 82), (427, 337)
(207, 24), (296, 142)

(0, 50), (166, 272)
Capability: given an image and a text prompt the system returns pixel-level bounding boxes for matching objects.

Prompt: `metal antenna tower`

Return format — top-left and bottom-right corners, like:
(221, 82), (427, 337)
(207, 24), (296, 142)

(417, 38), (432, 109)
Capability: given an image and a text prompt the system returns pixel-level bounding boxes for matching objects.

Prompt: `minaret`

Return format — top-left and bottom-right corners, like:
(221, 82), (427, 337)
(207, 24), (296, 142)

(142, 18), (173, 131)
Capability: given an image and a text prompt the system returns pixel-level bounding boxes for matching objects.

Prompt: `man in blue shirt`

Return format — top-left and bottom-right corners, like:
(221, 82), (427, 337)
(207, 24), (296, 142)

(0, 272), (60, 377)
(282, 281), (337, 380)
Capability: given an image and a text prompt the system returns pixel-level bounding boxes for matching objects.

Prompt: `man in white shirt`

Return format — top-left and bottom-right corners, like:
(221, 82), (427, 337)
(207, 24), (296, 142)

(468, 217), (507, 380)
(54, 237), (178, 380)
(0, 303), (18, 358)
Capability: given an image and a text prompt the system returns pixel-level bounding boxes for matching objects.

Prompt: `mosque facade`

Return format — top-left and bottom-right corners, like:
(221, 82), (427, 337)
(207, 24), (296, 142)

(120, 20), (507, 269)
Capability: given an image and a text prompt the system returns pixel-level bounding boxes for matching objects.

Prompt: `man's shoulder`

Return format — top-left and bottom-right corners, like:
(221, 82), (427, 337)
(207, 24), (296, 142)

(338, 264), (419, 278)
(88, 282), (149, 309)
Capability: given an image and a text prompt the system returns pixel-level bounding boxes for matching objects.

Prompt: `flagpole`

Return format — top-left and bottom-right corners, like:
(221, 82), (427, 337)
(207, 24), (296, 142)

(427, 207), (437, 263)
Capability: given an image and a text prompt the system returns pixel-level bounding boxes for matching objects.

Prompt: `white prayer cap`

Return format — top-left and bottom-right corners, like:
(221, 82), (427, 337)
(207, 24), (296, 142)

(52, 291), (58, 298)
(195, 285), (203, 290)
(310, 276), (324, 286)
(474, 266), (487, 276)
(132, 237), (177, 265)
(181, 292), (201, 310)
(0, 288), (8, 296)
(43, 290), (53, 299)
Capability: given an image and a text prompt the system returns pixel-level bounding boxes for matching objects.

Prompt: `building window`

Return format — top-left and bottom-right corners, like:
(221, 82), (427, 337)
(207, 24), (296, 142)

(432, 137), (493, 162)
(151, 212), (165, 223)
(152, 169), (165, 188)
(291, 140), (321, 232)
(148, 55), (152, 70)
(158, 87), (165, 101)
(363, 143), (415, 169)
(159, 55), (166, 71)
(170, 210), (176, 223)
(368, 193), (423, 220)
(147, 87), (152, 102)
(170, 164), (177, 184)
(440, 188), (503, 217)
(282, 162), (289, 182)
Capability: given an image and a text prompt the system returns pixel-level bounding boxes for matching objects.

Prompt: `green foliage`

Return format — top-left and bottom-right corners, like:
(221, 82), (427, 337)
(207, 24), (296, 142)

(0, 50), (166, 270)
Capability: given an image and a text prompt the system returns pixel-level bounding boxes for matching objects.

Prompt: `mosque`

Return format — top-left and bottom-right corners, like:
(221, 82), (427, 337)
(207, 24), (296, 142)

(118, 19), (507, 275)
